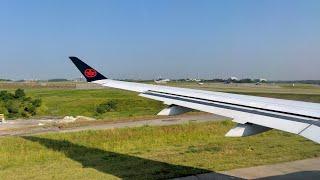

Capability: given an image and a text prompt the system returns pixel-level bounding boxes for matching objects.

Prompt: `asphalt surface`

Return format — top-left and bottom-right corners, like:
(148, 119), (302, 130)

(174, 157), (320, 180)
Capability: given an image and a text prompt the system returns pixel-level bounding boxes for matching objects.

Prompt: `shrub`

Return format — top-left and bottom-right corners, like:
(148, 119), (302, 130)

(5, 100), (20, 118)
(15, 89), (26, 99)
(32, 98), (42, 107)
(96, 100), (118, 114)
(0, 91), (14, 101)
(24, 103), (36, 115)
(0, 89), (42, 119)
(0, 102), (8, 116)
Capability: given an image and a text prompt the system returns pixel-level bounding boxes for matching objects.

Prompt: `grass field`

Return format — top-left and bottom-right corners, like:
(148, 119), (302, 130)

(0, 82), (318, 120)
(32, 82), (320, 119)
(26, 88), (164, 119)
(0, 121), (319, 180)
(0, 82), (319, 179)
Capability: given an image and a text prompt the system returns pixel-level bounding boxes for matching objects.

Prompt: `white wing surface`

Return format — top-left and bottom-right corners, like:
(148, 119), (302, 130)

(70, 57), (320, 144)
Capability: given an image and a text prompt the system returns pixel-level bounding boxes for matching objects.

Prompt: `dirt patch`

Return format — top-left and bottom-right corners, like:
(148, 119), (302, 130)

(0, 113), (227, 137)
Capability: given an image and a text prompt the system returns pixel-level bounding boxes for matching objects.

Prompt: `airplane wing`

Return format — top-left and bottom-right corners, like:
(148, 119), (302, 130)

(70, 57), (320, 144)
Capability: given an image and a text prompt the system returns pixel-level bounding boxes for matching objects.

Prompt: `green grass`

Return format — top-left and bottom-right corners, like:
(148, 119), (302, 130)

(0, 121), (319, 179)
(0, 82), (318, 120)
(25, 89), (164, 120)
(27, 87), (319, 120)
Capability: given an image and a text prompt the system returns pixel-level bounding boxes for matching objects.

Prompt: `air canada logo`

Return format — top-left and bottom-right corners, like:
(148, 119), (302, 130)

(84, 69), (97, 78)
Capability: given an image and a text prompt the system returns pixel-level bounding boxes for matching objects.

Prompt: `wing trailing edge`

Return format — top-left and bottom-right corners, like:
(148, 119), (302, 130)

(69, 57), (320, 144)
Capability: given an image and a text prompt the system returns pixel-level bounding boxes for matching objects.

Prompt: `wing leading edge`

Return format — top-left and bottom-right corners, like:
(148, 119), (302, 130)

(70, 57), (320, 144)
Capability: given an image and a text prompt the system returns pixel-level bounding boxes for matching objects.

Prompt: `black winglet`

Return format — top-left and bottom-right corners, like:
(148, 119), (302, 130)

(69, 56), (107, 82)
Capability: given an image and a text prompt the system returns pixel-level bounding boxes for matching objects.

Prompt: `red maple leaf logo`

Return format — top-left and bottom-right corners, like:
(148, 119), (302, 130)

(84, 69), (97, 78)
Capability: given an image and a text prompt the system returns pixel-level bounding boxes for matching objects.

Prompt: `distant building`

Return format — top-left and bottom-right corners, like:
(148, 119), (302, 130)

(76, 83), (104, 89)
(72, 76), (86, 82)
(230, 77), (239, 81)
(224, 76), (239, 84)
(154, 78), (170, 84)
(259, 78), (268, 83)
(186, 78), (202, 82)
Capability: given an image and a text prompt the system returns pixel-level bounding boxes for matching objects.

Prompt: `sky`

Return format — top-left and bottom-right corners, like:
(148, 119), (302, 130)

(0, 0), (319, 81)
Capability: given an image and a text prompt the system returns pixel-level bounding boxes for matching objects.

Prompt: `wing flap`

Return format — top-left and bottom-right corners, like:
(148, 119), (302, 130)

(300, 125), (320, 143)
(140, 91), (319, 143)
(95, 79), (320, 119)
(225, 123), (271, 137)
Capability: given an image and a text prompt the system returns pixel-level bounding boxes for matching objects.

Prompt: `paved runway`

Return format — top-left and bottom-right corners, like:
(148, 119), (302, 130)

(174, 157), (320, 180)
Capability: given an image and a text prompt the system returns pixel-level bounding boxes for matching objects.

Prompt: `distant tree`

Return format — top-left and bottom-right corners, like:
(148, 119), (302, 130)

(48, 79), (69, 82)
(14, 89), (26, 99)
(211, 79), (225, 82)
(239, 79), (253, 83)
(0, 79), (12, 82)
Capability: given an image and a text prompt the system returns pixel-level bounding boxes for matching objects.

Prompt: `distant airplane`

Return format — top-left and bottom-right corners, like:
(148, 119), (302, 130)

(154, 78), (170, 84)
(70, 57), (320, 144)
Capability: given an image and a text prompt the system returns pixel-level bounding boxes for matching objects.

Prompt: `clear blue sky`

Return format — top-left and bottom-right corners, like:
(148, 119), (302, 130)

(0, 0), (319, 80)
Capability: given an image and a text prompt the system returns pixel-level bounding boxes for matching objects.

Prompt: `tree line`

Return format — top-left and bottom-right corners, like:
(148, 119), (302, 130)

(0, 89), (42, 118)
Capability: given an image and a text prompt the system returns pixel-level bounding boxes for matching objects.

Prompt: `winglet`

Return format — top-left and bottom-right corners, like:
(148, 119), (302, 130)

(69, 56), (107, 82)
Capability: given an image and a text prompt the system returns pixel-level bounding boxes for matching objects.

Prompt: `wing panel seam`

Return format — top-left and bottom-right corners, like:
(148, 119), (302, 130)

(143, 91), (320, 127)
(147, 90), (320, 120)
